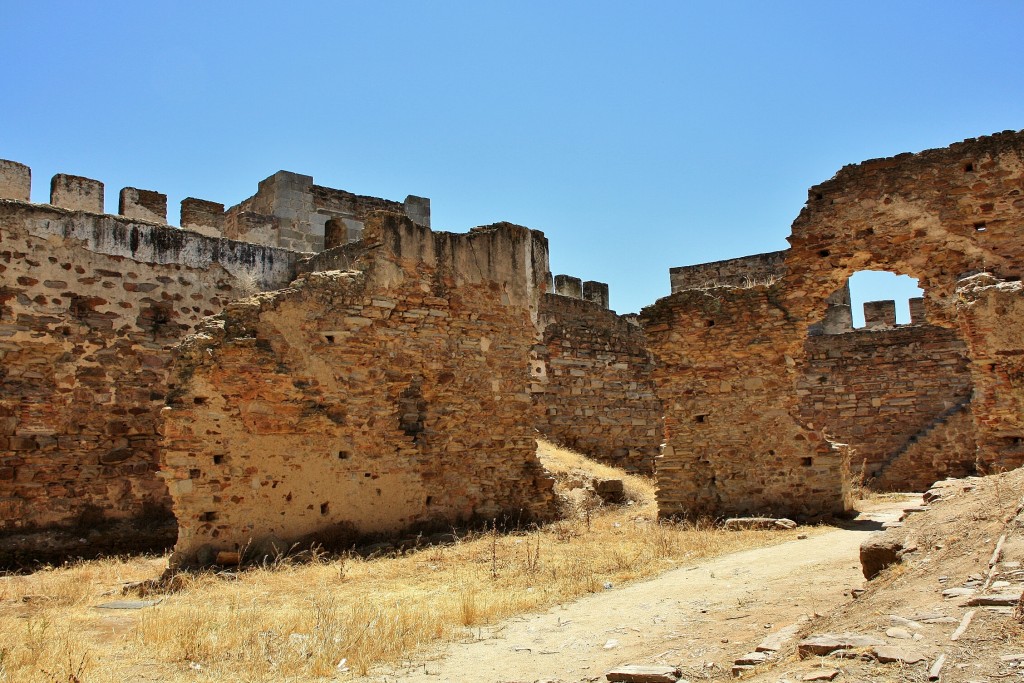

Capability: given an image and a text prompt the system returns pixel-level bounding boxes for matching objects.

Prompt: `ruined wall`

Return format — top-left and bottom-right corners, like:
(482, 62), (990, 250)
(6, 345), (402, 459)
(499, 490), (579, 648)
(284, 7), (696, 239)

(786, 130), (1024, 470)
(956, 274), (1024, 472)
(533, 293), (662, 473)
(162, 214), (557, 566)
(0, 168), (301, 560)
(644, 131), (1024, 519)
(224, 170), (430, 252)
(669, 250), (787, 292)
(798, 322), (974, 485)
(872, 402), (976, 492)
(640, 284), (851, 520)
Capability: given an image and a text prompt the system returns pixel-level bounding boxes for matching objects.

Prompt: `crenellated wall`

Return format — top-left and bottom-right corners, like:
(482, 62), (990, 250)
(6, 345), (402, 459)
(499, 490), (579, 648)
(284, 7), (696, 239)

(0, 199), (301, 560)
(532, 293), (662, 473)
(0, 162), (427, 563)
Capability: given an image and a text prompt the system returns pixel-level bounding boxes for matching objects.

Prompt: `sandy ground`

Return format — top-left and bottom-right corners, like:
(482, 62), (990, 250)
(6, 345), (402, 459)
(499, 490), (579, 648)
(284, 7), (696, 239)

(366, 499), (916, 683)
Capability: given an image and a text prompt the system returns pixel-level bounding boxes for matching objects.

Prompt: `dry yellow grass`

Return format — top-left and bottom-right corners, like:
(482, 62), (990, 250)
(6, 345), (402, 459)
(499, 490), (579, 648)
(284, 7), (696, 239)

(0, 441), (805, 682)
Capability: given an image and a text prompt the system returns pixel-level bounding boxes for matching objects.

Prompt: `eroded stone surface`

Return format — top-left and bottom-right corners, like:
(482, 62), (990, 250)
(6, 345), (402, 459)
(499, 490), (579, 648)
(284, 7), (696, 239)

(162, 214), (559, 566)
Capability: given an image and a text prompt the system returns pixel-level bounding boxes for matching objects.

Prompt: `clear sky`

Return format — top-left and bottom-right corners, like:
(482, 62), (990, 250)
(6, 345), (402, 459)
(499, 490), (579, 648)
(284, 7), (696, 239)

(2, 2), (1021, 316)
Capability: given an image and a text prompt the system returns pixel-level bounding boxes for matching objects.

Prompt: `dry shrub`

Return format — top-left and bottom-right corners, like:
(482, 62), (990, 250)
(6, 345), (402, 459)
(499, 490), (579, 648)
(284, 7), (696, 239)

(0, 443), (802, 681)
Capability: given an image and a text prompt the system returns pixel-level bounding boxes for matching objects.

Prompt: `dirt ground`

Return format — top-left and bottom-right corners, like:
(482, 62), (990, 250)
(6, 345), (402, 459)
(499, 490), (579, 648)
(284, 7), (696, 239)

(363, 498), (915, 683)
(365, 469), (1024, 683)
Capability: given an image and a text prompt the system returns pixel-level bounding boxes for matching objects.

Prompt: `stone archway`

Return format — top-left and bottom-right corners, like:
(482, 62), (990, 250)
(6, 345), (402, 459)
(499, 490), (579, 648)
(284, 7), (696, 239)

(642, 130), (1024, 519)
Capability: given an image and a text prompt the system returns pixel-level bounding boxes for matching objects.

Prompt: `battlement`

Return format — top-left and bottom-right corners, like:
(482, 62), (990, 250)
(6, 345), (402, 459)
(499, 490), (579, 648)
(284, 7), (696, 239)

(0, 160), (429, 254)
(861, 296), (929, 329)
(551, 274), (610, 309)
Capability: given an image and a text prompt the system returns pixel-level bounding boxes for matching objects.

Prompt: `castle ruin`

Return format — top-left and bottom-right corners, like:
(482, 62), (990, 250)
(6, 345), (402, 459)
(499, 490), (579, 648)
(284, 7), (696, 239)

(0, 129), (1022, 565)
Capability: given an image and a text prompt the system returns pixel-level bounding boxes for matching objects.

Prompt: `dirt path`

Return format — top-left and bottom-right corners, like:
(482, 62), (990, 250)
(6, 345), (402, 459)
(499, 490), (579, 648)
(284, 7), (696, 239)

(369, 499), (917, 683)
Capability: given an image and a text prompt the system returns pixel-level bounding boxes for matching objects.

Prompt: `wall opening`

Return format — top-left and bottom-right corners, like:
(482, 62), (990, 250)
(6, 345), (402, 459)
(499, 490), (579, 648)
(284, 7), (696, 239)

(847, 270), (923, 328)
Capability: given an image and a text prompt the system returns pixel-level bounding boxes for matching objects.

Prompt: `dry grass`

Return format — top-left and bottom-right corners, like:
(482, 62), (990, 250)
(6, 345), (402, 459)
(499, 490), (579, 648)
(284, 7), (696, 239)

(0, 441), (803, 682)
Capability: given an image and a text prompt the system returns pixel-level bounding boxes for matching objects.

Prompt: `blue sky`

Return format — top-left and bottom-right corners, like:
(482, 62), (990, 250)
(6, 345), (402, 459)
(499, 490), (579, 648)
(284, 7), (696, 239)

(2, 2), (1021, 318)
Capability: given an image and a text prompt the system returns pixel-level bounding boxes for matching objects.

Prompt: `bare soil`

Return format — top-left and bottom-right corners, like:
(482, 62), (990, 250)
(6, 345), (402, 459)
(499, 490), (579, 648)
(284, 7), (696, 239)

(366, 469), (1024, 683)
(364, 498), (915, 682)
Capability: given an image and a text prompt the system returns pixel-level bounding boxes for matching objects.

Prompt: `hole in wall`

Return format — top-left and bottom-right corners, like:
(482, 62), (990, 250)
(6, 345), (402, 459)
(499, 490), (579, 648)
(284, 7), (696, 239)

(213, 454), (223, 465)
(338, 451), (350, 460)
(193, 396), (208, 405)
(200, 511), (217, 522)
(818, 249), (831, 257)
(694, 414), (708, 423)
(320, 502), (329, 515)
(848, 270), (923, 328)
(801, 457), (813, 467)
(974, 221), (987, 232)
(324, 335), (335, 344)
(425, 495), (433, 506)
(964, 162), (974, 172)
(706, 320), (715, 327)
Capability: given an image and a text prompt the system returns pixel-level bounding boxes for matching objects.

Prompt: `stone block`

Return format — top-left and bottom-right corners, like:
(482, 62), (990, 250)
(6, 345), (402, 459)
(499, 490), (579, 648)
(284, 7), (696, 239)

(180, 198), (225, 235)
(583, 280), (610, 309)
(403, 194), (431, 227)
(863, 300), (897, 328)
(860, 531), (903, 579)
(119, 188), (167, 224)
(51, 174), (104, 213)
(0, 159), (31, 201)
(554, 274), (583, 299)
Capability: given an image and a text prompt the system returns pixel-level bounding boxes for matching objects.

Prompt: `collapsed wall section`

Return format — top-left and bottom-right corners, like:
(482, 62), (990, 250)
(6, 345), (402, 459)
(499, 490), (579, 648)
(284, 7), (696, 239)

(162, 214), (557, 567)
(533, 293), (662, 473)
(0, 198), (300, 561)
(640, 284), (852, 520)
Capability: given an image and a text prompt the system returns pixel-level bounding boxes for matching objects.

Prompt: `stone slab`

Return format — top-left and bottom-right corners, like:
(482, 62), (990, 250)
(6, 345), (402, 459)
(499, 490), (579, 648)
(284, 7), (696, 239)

(798, 633), (885, 657)
(605, 665), (682, 682)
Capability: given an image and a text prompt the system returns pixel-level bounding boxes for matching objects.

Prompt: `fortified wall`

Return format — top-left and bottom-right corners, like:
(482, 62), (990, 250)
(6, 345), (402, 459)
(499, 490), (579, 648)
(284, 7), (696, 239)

(162, 214), (562, 566)
(0, 162), (431, 562)
(532, 288), (662, 473)
(645, 130), (1024, 520)
(669, 251), (976, 491)
(0, 158), (657, 564)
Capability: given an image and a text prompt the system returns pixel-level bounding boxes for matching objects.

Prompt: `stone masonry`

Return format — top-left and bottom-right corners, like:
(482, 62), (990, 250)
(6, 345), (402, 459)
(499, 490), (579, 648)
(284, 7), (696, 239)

(641, 283), (853, 520)
(533, 292), (662, 473)
(799, 319), (974, 487)
(161, 213), (557, 566)
(2, 128), (1023, 563)
(0, 165), (423, 563)
(648, 130), (1024, 519)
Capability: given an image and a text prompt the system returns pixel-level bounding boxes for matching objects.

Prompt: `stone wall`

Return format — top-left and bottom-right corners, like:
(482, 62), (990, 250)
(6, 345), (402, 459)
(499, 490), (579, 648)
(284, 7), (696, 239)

(647, 130), (1024, 520)
(798, 322), (973, 485)
(224, 170), (430, 252)
(955, 274), (1024, 472)
(0, 193), (300, 559)
(669, 250), (787, 292)
(786, 130), (1024, 470)
(162, 214), (557, 566)
(640, 284), (852, 520)
(533, 293), (662, 473)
